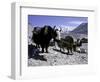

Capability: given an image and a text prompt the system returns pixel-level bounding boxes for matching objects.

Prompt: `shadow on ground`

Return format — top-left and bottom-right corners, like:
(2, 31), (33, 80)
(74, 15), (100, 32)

(53, 48), (73, 55)
(30, 55), (47, 61)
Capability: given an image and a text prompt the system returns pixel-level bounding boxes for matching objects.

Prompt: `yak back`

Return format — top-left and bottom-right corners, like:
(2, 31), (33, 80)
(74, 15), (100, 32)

(57, 36), (74, 48)
(64, 36), (74, 44)
(39, 25), (54, 44)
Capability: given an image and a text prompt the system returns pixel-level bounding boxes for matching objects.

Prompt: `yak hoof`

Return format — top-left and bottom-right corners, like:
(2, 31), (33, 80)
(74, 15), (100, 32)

(46, 51), (49, 53)
(41, 50), (44, 53)
(67, 53), (73, 55)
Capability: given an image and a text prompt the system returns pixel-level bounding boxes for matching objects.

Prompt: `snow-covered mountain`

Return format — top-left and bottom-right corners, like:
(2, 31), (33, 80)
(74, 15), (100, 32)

(70, 23), (88, 34)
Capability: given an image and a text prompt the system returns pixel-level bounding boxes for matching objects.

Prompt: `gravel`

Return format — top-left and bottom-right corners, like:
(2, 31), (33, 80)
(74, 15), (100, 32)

(28, 43), (88, 66)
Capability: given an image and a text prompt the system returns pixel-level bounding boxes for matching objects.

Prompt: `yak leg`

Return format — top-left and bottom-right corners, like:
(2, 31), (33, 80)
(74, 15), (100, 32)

(59, 44), (62, 51)
(41, 44), (44, 53)
(45, 44), (49, 53)
(67, 48), (69, 54)
(73, 45), (76, 51)
(60, 48), (61, 52)
(37, 44), (39, 48)
(36, 44), (39, 48)
(70, 47), (73, 55)
(62, 47), (65, 52)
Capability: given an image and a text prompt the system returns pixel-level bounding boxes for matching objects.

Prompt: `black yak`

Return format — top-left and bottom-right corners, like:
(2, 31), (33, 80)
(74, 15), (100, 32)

(81, 38), (88, 43)
(56, 36), (74, 55)
(73, 39), (82, 52)
(28, 44), (39, 58)
(73, 38), (87, 53)
(28, 44), (47, 61)
(32, 25), (57, 53)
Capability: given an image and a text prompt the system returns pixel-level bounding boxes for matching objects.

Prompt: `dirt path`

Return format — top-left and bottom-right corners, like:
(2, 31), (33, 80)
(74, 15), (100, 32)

(28, 44), (88, 66)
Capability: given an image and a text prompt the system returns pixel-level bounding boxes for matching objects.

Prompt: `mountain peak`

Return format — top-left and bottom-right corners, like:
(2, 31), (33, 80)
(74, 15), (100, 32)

(70, 23), (88, 34)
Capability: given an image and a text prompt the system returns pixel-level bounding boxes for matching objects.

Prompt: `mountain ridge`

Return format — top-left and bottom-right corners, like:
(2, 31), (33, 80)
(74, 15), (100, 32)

(70, 23), (88, 34)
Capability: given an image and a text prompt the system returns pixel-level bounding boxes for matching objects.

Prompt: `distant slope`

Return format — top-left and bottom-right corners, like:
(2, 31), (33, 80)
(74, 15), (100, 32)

(28, 24), (34, 44)
(28, 24), (33, 38)
(71, 23), (88, 34)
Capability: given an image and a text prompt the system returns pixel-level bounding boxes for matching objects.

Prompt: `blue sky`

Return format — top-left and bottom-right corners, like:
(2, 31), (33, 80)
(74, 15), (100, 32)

(28, 15), (88, 31)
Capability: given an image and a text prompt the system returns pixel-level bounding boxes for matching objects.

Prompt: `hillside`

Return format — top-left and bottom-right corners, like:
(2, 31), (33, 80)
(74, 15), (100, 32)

(28, 24), (34, 44)
(71, 23), (88, 34)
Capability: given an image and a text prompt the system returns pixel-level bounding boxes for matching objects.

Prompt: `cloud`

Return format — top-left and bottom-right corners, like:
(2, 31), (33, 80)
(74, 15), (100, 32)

(68, 21), (83, 25)
(59, 21), (86, 31)
(59, 25), (77, 31)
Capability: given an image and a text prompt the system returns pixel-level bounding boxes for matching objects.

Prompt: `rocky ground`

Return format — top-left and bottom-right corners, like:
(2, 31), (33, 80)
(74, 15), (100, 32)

(28, 43), (88, 66)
